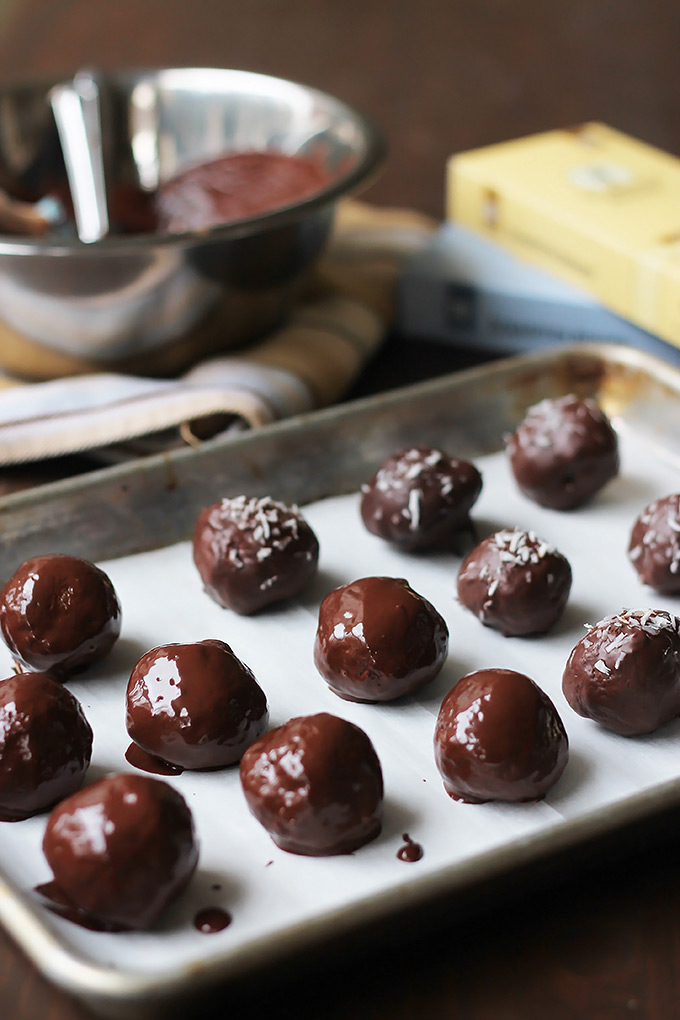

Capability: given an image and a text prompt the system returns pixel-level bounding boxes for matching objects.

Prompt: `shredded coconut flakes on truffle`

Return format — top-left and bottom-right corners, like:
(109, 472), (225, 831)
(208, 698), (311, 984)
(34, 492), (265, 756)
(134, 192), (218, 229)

(595, 608), (680, 638)
(408, 489), (422, 530)
(492, 529), (555, 566)
(217, 496), (306, 564)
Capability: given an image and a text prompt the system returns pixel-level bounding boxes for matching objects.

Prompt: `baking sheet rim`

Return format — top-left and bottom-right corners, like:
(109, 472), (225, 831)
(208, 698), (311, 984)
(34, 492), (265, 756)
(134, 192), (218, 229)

(3, 778), (680, 1005)
(0, 340), (679, 524)
(1, 340), (680, 1007)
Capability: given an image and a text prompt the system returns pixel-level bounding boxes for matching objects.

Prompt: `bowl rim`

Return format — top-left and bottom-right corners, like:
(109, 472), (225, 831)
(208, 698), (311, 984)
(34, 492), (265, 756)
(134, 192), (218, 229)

(0, 66), (386, 257)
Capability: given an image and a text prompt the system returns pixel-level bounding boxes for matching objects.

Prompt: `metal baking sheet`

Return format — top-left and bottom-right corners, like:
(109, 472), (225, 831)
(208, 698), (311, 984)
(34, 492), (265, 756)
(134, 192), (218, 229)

(1, 343), (680, 1018)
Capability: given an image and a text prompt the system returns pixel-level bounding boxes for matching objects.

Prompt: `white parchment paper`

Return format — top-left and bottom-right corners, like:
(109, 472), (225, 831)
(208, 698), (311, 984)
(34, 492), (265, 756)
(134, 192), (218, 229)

(1, 420), (680, 981)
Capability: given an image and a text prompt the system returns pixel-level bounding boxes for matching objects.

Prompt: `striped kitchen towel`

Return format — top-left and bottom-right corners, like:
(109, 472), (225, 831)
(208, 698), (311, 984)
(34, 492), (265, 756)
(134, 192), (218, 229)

(0, 200), (434, 464)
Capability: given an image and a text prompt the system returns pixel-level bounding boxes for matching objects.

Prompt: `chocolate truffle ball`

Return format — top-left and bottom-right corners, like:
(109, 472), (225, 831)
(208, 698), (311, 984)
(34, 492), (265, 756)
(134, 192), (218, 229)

(434, 668), (569, 803)
(628, 494), (680, 593)
(314, 576), (449, 702)
(43, 773), (198, 930)
(192, 495), (319, 615)
(0, 671), (92, 821)
(360, 445), (482, 551)
(562, 608), (680, 736)
(0, 554), (121, 678)
(457, 529), (572, 637)
(506, 394), (619, 510)
(240, 713), (383, 856)
(126, 639), (269, 770)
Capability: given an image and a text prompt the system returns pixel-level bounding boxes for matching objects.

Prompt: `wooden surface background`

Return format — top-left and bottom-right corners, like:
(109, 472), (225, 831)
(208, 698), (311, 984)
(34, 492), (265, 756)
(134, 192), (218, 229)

(0, 1), (680, 1017)
(1, 0), (679, 219)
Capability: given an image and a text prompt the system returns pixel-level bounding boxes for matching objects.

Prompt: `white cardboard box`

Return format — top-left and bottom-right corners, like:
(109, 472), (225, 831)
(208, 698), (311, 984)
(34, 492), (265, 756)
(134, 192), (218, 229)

(398, 224), (680, 365)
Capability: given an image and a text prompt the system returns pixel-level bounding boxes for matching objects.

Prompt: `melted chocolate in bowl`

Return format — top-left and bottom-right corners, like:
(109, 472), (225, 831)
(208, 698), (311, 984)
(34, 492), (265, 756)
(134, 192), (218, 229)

(193, 496), (320, 615)
(42, 773), (199, 931)
(155, 151), (330, 233)
(434, 668), (569, 804)
(506, 394), (619, 510)
(0, 554), (121, 678)
(0, 671), (92, 821)
(240, 712), (383, 856)
(562, 608), (680, 736)
(126, 639), (268, 770)
(36, 152), (331, 237)
(360, 445), (483, 551)
(314, 576), (449, 702)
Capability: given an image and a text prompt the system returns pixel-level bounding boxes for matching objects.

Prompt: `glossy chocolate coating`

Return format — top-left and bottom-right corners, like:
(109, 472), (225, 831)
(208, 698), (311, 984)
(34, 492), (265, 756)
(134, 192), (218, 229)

(126, 639), (269, 770)
(0, 671), (92, 821)
(506, 394), (619, 510)
(434, 668), (569, 803)
(360, 445), (482, 551)
(240, 712), (383, 856)
(193, 496), (319, 615)
(0, 555), (121, 678)
(43, 773), (198, 930)
(314, 576), (449, 702)
(562, 608), (680, 736)
(457, 529), (572, 636)
(628, 494), (680, 593)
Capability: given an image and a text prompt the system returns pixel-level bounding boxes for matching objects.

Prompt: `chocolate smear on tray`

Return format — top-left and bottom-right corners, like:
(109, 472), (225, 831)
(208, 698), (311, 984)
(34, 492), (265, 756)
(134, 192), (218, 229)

(35, 881), (125, 932)
(125, 741), (184, 776)
(193, 907), (233, 934)
(397, 833), (424, 862)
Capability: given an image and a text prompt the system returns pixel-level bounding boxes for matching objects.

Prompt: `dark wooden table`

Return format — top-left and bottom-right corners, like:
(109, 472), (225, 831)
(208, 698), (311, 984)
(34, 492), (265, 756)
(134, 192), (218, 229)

(1, 2), (680, 1017)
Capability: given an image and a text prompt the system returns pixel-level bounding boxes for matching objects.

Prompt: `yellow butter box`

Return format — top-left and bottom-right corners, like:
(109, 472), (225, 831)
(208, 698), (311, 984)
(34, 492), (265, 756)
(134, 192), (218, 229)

(447, 123), (680, 348)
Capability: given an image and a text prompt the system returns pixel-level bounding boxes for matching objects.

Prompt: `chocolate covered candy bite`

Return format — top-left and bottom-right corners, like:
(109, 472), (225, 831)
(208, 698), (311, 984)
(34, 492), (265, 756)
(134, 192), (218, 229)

(0, 672), (92, 821)
(628, 494), (680, 593)
(240, 713), (383, 856)
(562, 608), (680, 736)
(192, 496), (319, 614)
(314, 576), (449, 702)
(126, 640), (268, 770)
(506, 394), (619, 510)
(457, 529), (572, 637)
(360, 445), (482, 551)
(43, 773), (198, 930)
(434, 668), (569, 804)
(0, 554), (121, 678)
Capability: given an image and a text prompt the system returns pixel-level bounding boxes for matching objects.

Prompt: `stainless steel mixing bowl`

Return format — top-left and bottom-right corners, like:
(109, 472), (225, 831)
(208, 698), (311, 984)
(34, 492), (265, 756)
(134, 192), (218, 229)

(0, 67), (384, 370)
